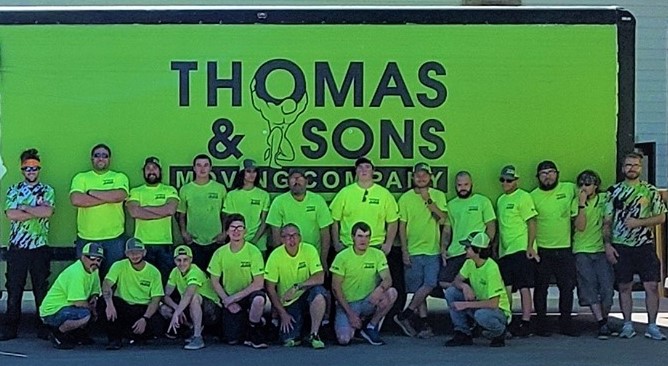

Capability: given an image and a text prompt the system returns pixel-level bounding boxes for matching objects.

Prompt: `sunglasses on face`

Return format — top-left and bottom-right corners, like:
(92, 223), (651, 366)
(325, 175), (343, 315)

(578, 182), (594, 187)
(229, 225), (245, 231)
(362, 190), (369, 202)
(85, 255), (102, 263)
(21, 166), (40, 173)
(93, 153), (109, 159)
(499, 178), (516, 183)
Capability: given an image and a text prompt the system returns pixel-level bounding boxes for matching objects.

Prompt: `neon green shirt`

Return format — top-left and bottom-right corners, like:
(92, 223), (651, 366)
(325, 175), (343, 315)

(266, 191), (333, 253)
(40, 261), (101, 317)
(398, 188), (448, 256)
(223, 187), (271, 251)
(177, 180), (227, 246)
(459, 258), (511, 320)
(447, 194), (496, 258)
(167, 264), (220, 305)
(70, 170), (129, 240)
(573, 193), (607, 254)
(264, 243), (323, 306)
(207, 241), (264, 296)
(330, 183), (399, 248)
(496, 189), (537, 258)
(128, 183), (179, 244)
(105, 259), (164, 305)
(330, 247), (388, 302)
(531, 182), (578, 249)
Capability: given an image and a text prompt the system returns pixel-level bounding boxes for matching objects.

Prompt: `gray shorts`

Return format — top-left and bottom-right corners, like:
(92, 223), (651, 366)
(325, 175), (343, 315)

(335, 296), (376, 334)
(404, 254), (440, 292)
(575, 252), (614, 308)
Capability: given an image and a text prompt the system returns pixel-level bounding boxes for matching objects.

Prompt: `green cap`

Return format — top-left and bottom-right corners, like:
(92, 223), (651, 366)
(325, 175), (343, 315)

(239, 158), (257, 170)
(413, 162), (432, 174)
(173, 245), (193, 258)
(82, 242), (105, 259)
(459, 231), (490, 249)
(500, 165), (519, 179)
(125, 237), (145, 252)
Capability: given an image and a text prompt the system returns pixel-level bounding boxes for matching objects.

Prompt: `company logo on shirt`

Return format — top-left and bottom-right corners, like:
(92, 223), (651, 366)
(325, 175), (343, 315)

(298, 261), (307, 269)
(556, 193), (566, 200)
(103, 179), (114, 185)
(479, 279), (487, 286)
(208, 193), (219, 199)
(368, 198), (380, 205)
(468, 206), (479, 212)
(505, 203), (515, 210)
(240, 261), (251, 268)
(140, 280), (151, 287)
(250, 199), (261, 205)
(363, 262), (375, 269)
(306, 205), (316, 212)
(155, 194), (166, 199)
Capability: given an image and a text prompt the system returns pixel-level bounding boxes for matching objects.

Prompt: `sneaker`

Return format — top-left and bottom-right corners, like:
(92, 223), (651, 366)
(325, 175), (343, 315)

(597, 324), (611, 340)
(306, 333), (325, 349)
(534, 320), (552, 337)
(513, 321), (532, 338)
(559, 320), (580, 337)
(360, 324), (385, 346)
(393, 314), (417, 337)
(184, 336), (205, 350)
(50, 330), (75, 350)
(283, 338), (302, 347)
(72, 328), (95, 345)
(245, 330), (268, 349)
(105, 339), (123, 350)
(417, 325), (434, 339)
(490, 335), (506, 347)
(0, 326), (17, 341)
(644, 324), (667, 341)
(444, 331), (473, 347)
(619, 322), (636, 339)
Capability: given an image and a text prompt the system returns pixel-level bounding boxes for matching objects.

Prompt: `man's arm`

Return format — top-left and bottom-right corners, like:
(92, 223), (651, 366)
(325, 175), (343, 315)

(484, 220), (497, 243)
(210, 275), (230, 303)
(168, 286), (196, 317)
(177, 212), (193, 244)
(319, 226), (331, 268)
(454, 296), (500, 311)
(331, 220), (343, 252)
(270, 225), (281, 249)
(126, 201), (164, 220)
(5, 209), (35, 222)
(141, 198), (179, 217)
(87, 189), (127, 203)
(70, 192), (106, 208)
(20, 205), (54, 218)
(399, 221), (410, 265)
(143, 296), (161, 318)
(625, 213), (666, 229)
(381, 220), (398, 255)
(265, 280), (288, 317)
(251, 211), (269, 244)
(440, 223), (452, 262)
(226, 275), (264, 304)
(162, 285), (179, 310)
(331, 274), (354, 316)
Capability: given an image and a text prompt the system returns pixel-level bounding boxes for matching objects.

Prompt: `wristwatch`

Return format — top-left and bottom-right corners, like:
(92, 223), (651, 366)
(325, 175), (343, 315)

(426, 199), (433, 205)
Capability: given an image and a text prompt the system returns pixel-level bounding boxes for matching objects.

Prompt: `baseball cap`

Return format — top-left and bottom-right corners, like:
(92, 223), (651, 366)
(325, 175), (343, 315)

(82, 242), (105, 259)
(143, 156), (161, 170)
(500, 165), (519, 180)
(125, 237), (145, 252)
(239, 158), (257, 170)
(173, 245), (193, 258)
(287, 167), (306, 178)
(459, 231), (491, 249)
(536, 160), (558, 173)
(355, 157), (374, 168)
(413, 162), (432, 174)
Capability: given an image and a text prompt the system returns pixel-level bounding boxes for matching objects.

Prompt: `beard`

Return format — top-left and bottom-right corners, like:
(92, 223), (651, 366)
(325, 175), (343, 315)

(539, 180), (558, 191)
(624, 171), (640, 180)
(145, 173), (161, 184)
(456, 189), (472, 199)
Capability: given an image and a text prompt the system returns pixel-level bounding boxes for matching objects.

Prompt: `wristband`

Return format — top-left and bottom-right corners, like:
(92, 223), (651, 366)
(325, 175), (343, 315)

(578, 205), (585, 209)
(142, 315), (150, 321)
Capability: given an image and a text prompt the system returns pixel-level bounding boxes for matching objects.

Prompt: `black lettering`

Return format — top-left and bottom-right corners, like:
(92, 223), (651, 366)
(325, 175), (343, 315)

(208, 118), (244, 159)
(254, 59), (306, 104)
(171, 61), (198, 107)
(380, 119), (414, 159)
(419, 119), (446, 159)
(332, 119), (373, 159)
(315, 62), (363, 107)
(417, 62), (447, 108)
(207, 61), (242, 107)
(301, 119), (328, 159)
(370, 62), (414, 107)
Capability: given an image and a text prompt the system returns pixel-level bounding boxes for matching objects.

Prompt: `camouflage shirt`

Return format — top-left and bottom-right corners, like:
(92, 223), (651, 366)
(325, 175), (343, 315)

(5, 181), (55, 249)
(605, 181), (666, 247)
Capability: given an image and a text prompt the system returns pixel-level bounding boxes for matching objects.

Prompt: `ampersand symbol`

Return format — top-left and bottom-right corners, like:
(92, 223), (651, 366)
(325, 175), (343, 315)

(208, 118), (244, 159)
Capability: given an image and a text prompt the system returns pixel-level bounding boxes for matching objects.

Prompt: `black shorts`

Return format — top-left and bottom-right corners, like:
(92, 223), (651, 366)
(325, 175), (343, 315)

(438, 254), (467, 284)
(612, 244), (661, 284)
(498, 251), (535, 292)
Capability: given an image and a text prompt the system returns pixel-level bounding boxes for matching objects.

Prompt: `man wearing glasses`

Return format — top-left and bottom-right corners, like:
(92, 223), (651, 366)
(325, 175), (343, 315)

(496, 165), (537, 337)
(1, 148), (55, 341)
(530, 161), (578, 337)
(208, 214), (267, 348)
(70, 143), (129, 276)
(603, 152), (667, 340)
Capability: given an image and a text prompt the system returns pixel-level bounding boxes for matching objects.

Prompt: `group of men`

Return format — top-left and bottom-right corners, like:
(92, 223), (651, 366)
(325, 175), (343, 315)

(1, 144), (666, 351)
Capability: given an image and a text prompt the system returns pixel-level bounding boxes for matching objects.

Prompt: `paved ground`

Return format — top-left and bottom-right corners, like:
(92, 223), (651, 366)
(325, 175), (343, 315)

(1, 291), (667, 366)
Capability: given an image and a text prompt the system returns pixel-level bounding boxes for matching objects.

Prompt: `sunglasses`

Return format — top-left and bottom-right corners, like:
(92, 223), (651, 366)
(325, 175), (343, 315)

(362, 189), (369, 203)
(229, 225), (245, 231)
(93, 153), (110, 159)
(499, 178), (516, 183)
(21, 166), (41, 172)
(85, 255), (102, 263)
(578, 182), (594, 187)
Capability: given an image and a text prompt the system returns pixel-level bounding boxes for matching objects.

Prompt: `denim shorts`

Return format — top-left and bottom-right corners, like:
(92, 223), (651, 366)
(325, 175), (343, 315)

(42, 306), (91, 328)
(404, 254), (440, 292)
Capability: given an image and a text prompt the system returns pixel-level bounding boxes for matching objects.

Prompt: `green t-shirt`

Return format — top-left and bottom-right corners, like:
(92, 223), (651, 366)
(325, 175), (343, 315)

(207, 241), (265, 296)
(496, 189), (538, 258)
(573, 193), (607, 254)
(447, 194), (496, 258)
(177, 180), (227, 246)
(128, 183), (179, 244)
(398, 188), (448, 256)
(105, 259), (164, 305)
(40, 260), (101, 317)
(70, 170), (129, 240)
(330, 183), (399, 248)
(605, 181), (668, 247)
(167, 264), (220, 305)
(223, 187), (271, 251)
(330, 247), (388, 302)
(266, 191), (333, 253)
(531, 182), (578, 250)
(459, 258), (511, 320)
(264, 243), (323, 306)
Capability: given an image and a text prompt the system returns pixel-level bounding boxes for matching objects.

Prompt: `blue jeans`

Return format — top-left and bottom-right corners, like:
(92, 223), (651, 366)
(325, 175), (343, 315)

(42, 306), (91, 328)
(75, 234), (127, 278)
(280, 286), (329, 342)
(444, 287), (507, 338)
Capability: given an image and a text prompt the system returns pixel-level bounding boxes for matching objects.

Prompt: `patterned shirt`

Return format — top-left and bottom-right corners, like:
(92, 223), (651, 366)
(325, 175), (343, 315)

(5, 181), (55, 249)
(605, 181), (667, 247)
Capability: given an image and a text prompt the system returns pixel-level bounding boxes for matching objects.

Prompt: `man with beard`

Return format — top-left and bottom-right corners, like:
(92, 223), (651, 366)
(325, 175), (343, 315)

(496, 165), (537, 337)
(39, 243), (103, 349)
(1, 148), (55, 341)
(177, 154), (227, 271)
(102, 238), (165, 350)
(266, 168), (332, 268)
(70, 144), (129, 276)
(126, 157), (179, 280)
(530, 161), (578, 337)
(603, 152), (667, 340)
(394, 163), (448, 338)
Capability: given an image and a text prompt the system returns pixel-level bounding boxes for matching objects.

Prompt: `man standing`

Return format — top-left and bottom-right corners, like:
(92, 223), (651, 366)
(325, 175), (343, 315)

(496, 165), (537, 337)
(331, 222), (398, 346)
(266, 168), (332, 267)
(39, 243), (103, 349)
(70, 143), (129, 275)
(604, 152), (667, 340)
(208, 214), (267, 348)
(1, 148), (55, 341)
(162, 245), (222, 350)
(394, 163), (448, 338)
(177, 154), (227, 272)
(102, 238), (165, 350)
(265, 224), (328, 348)
(531, 161), (578, 337)
(127, 157), (179, 280)
(444, 232), (510, 348)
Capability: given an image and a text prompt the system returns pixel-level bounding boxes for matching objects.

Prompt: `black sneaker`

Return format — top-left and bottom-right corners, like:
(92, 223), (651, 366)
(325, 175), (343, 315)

(444, 331), (473, 347)
(106, 339), (123, 350)
(50, 330), (75, 350)
(0, 325), (17, 341)
(245, 329), (268, 349)
(513, 321), (532, 337)
(72, 328), (95, 345)
(597, 324), (611, 340)
(559, 320), (580, 337)
(534, 320), (552, 337)
(490, 335), (506, 347)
